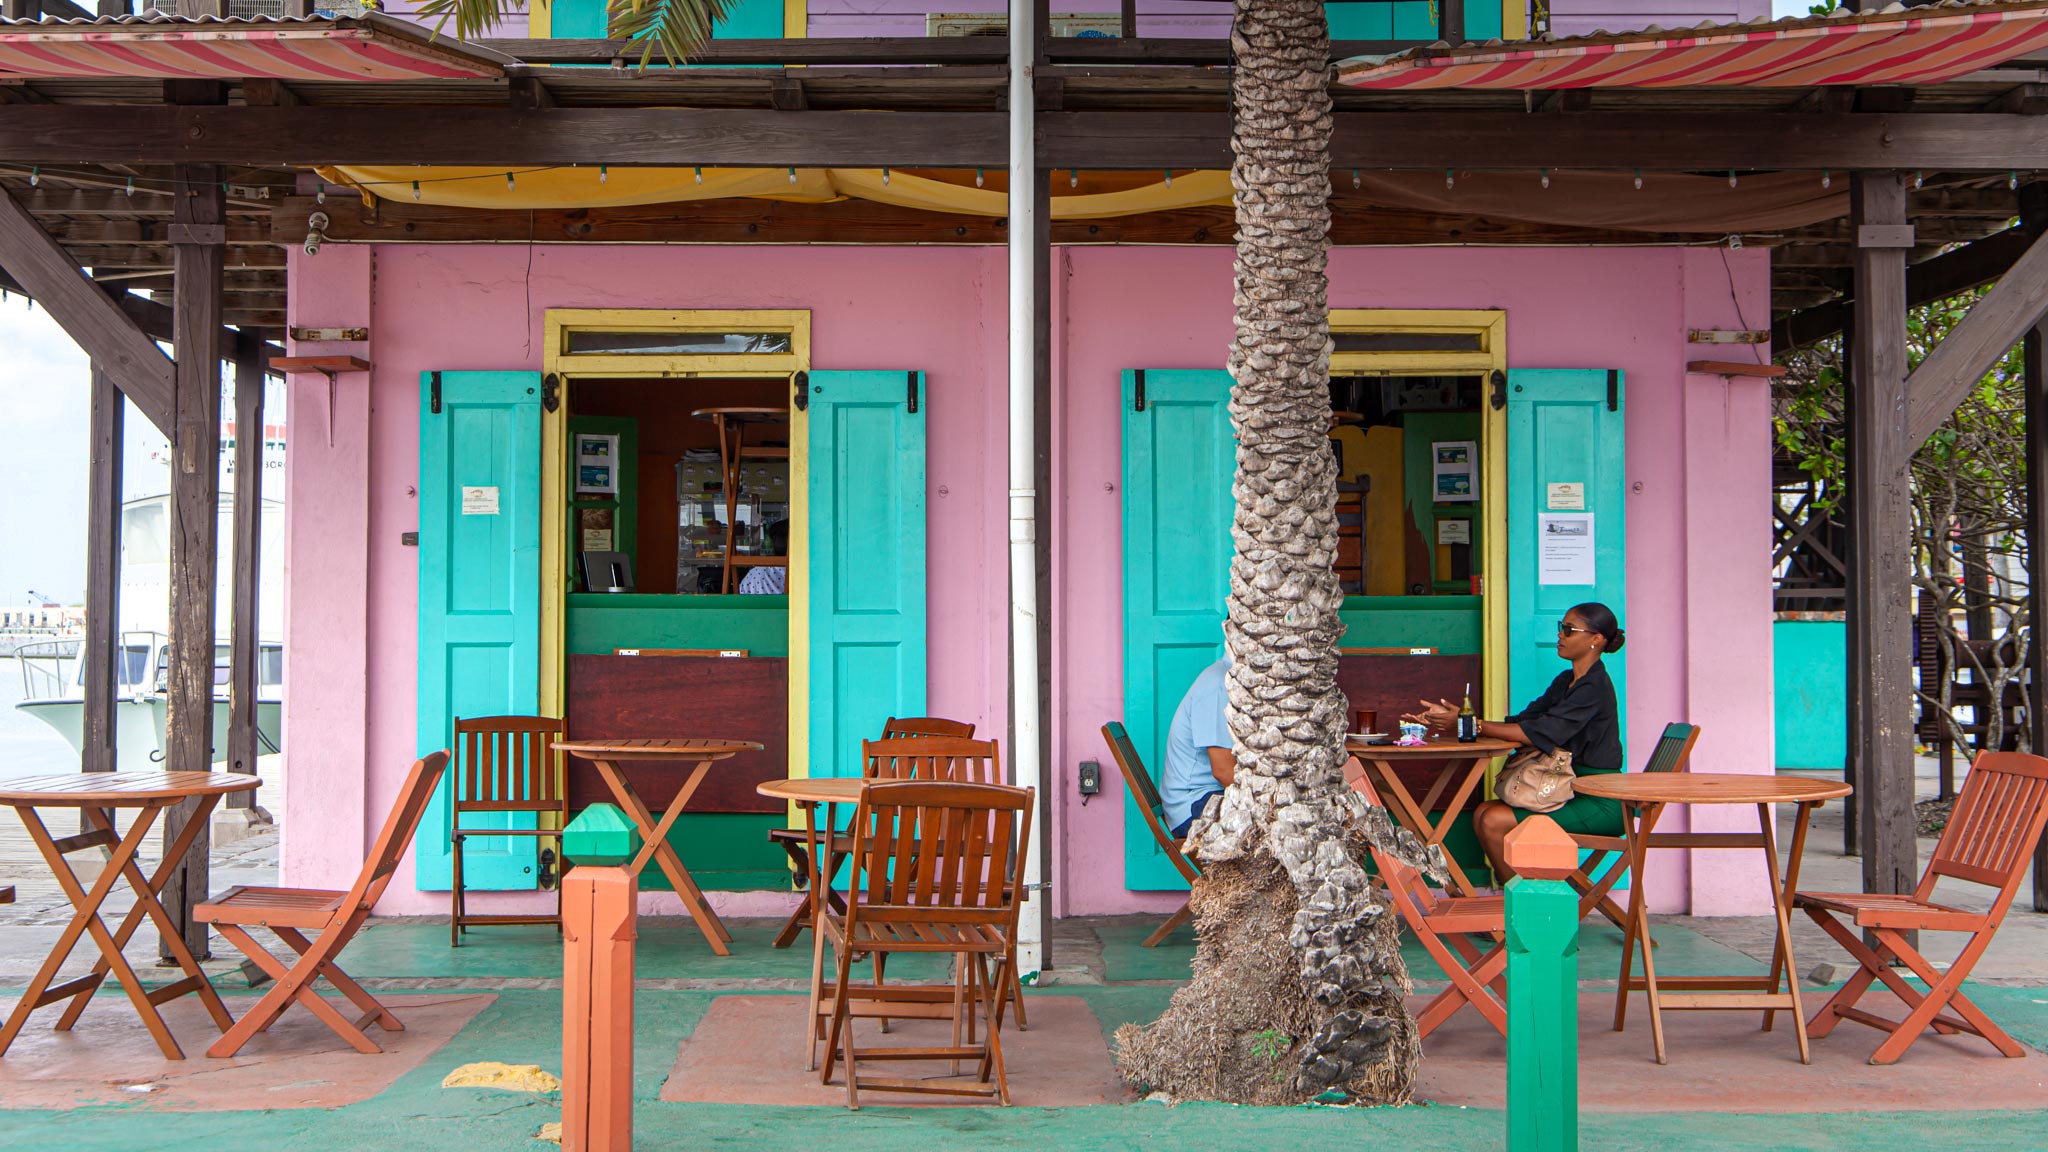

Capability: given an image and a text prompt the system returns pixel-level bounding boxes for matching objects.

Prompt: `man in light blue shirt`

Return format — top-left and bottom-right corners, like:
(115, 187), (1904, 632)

(1161, 655), (1236, 838)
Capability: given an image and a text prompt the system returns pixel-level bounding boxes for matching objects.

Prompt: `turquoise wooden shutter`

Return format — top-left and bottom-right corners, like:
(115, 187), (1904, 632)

(1506, 369), (1628, 752)
(416, 371), (544, 891)
(807, 371), (927, 780)
(1121, 369), (1236, 890)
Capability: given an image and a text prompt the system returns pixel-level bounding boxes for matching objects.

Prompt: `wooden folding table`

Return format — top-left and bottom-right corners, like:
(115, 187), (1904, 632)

(1574, 771), (1853, 1065)
(555, 738), (762, 956)
(1345, 735), (1516, 897)
(0, 770), (260, 1060)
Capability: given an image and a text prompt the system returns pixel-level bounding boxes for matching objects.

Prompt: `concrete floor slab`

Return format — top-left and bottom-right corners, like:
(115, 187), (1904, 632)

(662, 994), (1131, 1108)
(0, 992), (493, 1111)
(1412, 987), (2048, 1113)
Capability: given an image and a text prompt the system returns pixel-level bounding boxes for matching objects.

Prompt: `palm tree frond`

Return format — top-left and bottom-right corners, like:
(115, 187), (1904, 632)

(409, 0), (733, 70)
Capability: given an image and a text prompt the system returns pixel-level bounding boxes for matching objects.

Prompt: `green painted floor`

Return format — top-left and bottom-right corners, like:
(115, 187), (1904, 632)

(348, 919), (951, 981)
(4, 919), (2045, 1151)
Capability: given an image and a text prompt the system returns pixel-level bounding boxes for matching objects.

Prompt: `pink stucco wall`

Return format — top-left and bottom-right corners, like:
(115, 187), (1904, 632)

(282, 240), (1775, 919)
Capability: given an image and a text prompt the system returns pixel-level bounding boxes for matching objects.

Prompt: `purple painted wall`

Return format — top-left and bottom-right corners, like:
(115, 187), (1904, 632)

(281, 240), (1775, 919)
(1546, 1), (1773, 38)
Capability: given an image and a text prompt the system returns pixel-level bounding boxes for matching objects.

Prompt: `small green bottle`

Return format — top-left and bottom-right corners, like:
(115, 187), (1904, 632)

(1456, 685), (1479, 743)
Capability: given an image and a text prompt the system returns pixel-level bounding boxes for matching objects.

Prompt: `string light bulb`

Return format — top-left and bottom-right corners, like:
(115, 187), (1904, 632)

(788, 167), (797, 185)
(316, 180), (326, 204)
(1634, 168), (1644, 190)
(1352, 168), (1361, 189)
(1728, 170), (1739, 188)
(1914, 171), (1925, 189)
(1820, 169), (1831, 189)
(506, 171), (516, 191)
(1164, 169), (1173, 187)
(1540, 168), (1550, 189)
(27, 167), (36, 187)
(881, 167), (890, 186)
(1070, 169), (1079, 188)
(694, 166), (703, 184)
(599, 165), (608, 184)
(411, 180), (421, 200)
(125, 176), (134, 197)
(2012, 171), (2022, 190)
(1445, 169), (1455, 190)
(975, 168), (985, 187)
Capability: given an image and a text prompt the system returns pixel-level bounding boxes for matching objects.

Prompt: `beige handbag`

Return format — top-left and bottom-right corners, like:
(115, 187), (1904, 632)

(1495, 747), (1576, 813)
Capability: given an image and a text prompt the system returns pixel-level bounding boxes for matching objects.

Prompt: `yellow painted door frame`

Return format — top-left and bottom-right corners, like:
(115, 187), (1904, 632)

(539, 309), (813, 792)
(1328, 308), (1509, 720)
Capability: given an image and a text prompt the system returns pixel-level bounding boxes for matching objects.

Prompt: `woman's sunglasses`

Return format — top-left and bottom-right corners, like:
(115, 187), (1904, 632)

(1557, 622), (1595, 637)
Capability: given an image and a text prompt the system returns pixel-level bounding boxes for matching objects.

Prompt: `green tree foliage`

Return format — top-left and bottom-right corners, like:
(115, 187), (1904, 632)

(417, 0), (736, 68)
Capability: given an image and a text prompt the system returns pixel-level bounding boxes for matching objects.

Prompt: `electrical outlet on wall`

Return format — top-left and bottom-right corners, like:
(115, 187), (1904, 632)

(1078, 760), (1101, 803)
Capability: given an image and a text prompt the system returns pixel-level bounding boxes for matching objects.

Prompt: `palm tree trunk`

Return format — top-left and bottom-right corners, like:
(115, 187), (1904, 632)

(1112, 0), (1421, 1105)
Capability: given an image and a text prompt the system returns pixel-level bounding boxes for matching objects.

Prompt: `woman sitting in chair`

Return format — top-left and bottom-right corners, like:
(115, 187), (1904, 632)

(1404, 601), (1626, 885)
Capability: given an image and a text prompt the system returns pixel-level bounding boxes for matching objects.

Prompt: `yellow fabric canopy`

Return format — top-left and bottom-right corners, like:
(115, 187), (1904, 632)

(315, 165), (1234, 219)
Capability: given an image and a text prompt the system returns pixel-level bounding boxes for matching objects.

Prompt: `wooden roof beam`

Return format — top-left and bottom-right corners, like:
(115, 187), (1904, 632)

(7, 107), (2048, 172)
(1905, 223), (2048, 447)
(1773, 225), (2035, 349)
(0, 186), (173, 432)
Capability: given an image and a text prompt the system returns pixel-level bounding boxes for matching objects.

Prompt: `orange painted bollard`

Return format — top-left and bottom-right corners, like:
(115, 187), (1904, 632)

(563, 866), (637, 1152)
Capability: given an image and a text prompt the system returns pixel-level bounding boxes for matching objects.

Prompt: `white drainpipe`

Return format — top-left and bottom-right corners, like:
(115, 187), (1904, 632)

(1007, 0), (1044, 979)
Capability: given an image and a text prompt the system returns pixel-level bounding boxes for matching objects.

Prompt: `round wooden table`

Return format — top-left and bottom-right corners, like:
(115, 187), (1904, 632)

(0, 771), (261, 1060)
(554, 739), (763, 956)
(1344, 735), (1518, 897)
(757, 777), (872, 1066)
(1572, 772), (1854, 1065)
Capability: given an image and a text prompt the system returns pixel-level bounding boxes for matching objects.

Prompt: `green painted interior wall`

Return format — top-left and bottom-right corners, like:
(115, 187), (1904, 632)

(1401, 411), (1483, 592)
(1774, 618), (1846, 769)
(569, 415), (639, 591)
(566, 593), (789, 656)
(1340, 595), (1483, 654)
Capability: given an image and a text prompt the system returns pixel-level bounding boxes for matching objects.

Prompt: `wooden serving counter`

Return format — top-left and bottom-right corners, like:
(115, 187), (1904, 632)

(564, 652), (788, 815)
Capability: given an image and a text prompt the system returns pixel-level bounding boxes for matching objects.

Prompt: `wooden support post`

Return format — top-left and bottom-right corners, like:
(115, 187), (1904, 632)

(1441, 0), (1467, 45)
(563, 866), (637, 1152)
(1119, 0), (1136, 40)
(2021, 183), (2048, 911)
(1846, 172), (1920, 907)
(82, 365), (123, 781)
(1842, 312), (1859, 857)
(160, 158), (226, 963)
(1504, 817), (1579, 1152)
(225, 341), (268, 814)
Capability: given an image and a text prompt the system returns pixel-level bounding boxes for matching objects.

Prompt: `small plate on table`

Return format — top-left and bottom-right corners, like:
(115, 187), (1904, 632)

(1347, 732), (1395, 746)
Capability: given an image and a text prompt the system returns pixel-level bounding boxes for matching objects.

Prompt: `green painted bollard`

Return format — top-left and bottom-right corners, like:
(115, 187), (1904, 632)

(1504, 816), (1581, 1152)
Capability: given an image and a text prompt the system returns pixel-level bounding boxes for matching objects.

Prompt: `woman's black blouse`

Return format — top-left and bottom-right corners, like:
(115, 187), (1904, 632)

(1507, 662), (1624, 771)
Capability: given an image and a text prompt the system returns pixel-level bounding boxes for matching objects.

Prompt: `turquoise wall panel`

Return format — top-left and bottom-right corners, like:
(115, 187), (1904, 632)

(1121, 369), (1235, 891)
(1773, 619), (1846, 769)
(1506, 369), (1628, 753)
(416, 371), (544, 891)
(807, 371), (927, 782)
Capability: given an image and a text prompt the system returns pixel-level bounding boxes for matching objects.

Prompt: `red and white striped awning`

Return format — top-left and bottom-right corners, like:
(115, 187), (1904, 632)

(0, 14), (508, 82)
(1338, 1), (2048, 90)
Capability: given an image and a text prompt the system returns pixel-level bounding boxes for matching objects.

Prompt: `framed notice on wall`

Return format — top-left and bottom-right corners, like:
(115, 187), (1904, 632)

(1433, 440), (1477, 504)
(575, 433), (619, 495)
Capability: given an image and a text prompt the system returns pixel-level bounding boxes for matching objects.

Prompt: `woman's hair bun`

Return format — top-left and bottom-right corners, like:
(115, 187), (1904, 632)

(1606, 628), (1627, 654)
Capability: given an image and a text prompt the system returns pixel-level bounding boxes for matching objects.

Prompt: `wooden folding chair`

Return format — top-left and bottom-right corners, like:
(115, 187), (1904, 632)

(819, 779), (1033, 1108)
(1101, 722), (1201, 946)
(1348, 760), (1507, 1039)
(769, 720), (980, 948)
(450, 715), (568, 946)
(1795, 750), (2048, 1065)
(1570, 722), (1700, 935)
(196, 752), (449, 1058)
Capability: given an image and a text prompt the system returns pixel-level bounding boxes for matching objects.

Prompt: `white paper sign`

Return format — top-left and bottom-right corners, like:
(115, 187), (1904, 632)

(1546, 482), (1586, 511)
(461, 486), (500, 516)
(1436, 518), (1471, 545)
(1538, 513), (1595, 585)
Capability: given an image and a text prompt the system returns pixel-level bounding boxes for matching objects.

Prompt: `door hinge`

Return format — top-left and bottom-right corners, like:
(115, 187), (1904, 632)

(1489, 369), (1506, 411)
(1607, 369), (1620, 413)
(429, 370), (441, 414)
(542, 373), (561, 413)
(1133, 369), (1146, 412)
(792, 370), (809, 412)
(907, 370), (919, 415)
